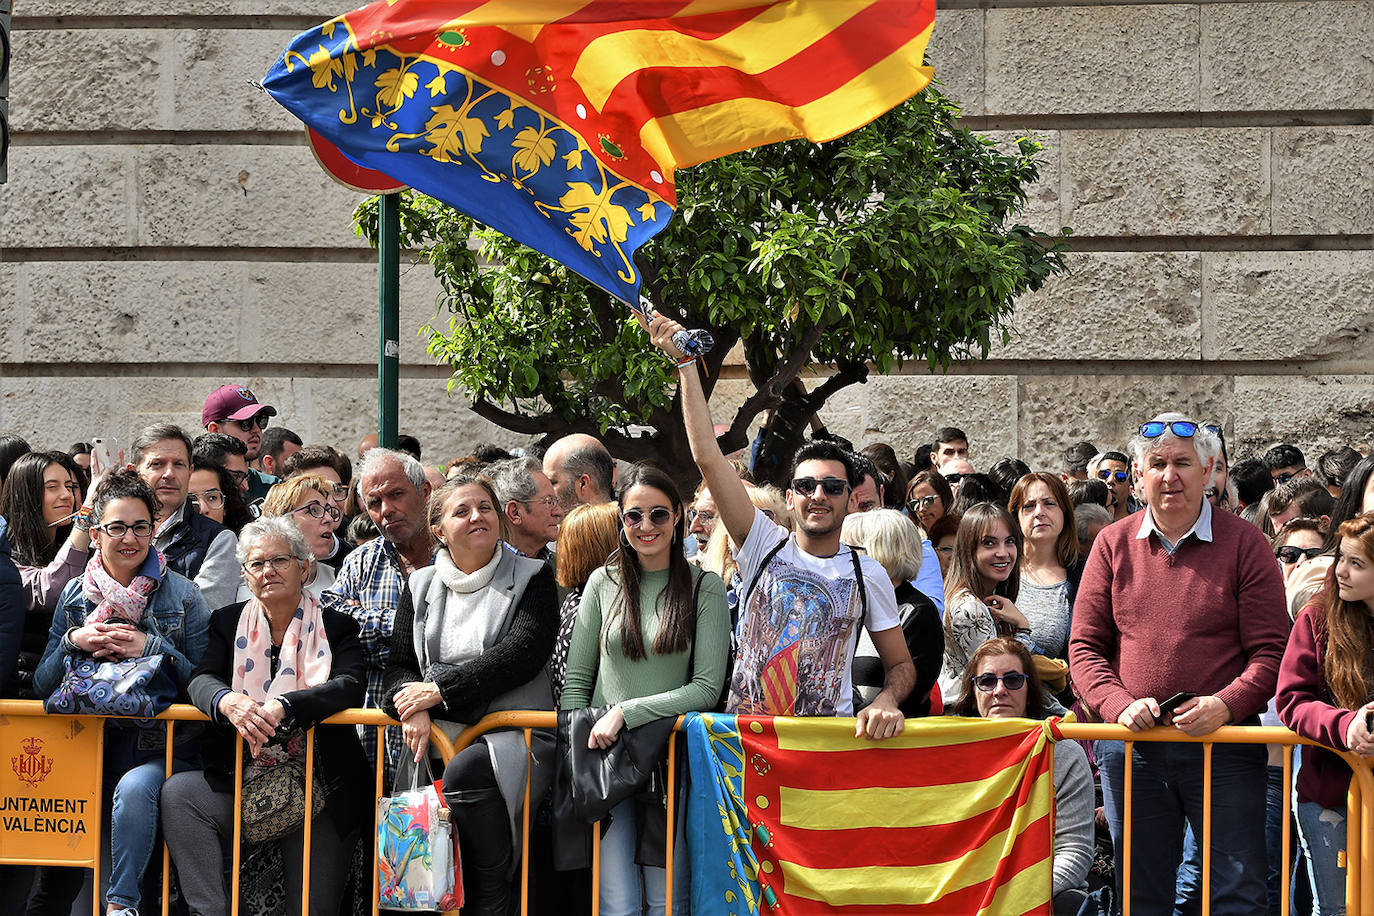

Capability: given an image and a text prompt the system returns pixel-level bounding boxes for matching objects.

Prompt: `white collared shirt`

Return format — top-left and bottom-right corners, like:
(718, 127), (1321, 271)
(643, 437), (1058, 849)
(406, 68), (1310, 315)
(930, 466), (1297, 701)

(1135, 497), (1213, 555)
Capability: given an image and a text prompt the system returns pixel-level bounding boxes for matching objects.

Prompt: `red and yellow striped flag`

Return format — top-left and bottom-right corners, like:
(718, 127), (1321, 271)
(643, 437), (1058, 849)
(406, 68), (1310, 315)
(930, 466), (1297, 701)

(264, 0), (936, 302)
(685, 714), (1056, 915)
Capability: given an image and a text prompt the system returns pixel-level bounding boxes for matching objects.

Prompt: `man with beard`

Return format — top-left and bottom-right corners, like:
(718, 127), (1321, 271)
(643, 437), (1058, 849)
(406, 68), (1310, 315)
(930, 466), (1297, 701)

(644, 314), (913, 739)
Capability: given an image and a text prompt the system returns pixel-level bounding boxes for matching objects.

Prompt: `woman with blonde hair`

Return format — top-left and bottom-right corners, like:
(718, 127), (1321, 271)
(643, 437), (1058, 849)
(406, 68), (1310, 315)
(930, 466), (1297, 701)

(841, 509), (943, 716)
(234, 474), (343, 601)
(698, 484), (787, 629)
(548, 501), (622, 705)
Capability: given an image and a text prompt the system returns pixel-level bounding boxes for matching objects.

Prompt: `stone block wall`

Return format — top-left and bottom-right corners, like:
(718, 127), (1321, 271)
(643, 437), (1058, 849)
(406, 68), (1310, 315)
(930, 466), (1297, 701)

(2, 2), (1371, 470)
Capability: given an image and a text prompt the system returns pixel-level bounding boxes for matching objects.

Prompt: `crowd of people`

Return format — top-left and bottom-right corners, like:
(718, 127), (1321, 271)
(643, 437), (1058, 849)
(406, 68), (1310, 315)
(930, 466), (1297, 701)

(0, 329), (1372, 916)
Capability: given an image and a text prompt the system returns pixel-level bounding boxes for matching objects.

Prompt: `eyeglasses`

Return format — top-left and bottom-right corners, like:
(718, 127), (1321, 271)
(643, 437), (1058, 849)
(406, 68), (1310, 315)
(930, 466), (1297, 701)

(230, 415), (270, 432)
(518, 495), (559, 510)
(1140, 420), (1198, 439)
(188, 489), (225, 510)
(330, 482), (350, 500)
(293, 500), (341, 521)
(907, 495), (938, 512)
(943, 474), (965, 485)
(973, 672), (1028, 692)
(1097, 469), (1129, 483)
(791, 477), (849, 498)
(226, 469), (250, 486)
(95, 520), (154, 539)
(622, 506), (674, 528)
(1274, 472), (1300, 485)
(1276, 545), (1323, 564)
(243, 555), (302, 576)
(687, 509), (717, 525)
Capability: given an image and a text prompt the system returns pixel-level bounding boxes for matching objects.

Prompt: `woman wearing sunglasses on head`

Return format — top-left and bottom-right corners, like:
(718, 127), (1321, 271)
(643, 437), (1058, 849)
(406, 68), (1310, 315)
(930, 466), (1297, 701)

(954, 638), (1094, 914)
(560, 464), (730, 916)
(936, 503), (1031, 706)
(236, 475), (344, 602)
(33, 469), (211, 916)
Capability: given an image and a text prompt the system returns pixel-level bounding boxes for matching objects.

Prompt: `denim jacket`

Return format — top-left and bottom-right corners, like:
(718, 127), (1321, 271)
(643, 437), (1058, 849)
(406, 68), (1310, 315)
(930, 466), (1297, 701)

(33, 568), (211, 697)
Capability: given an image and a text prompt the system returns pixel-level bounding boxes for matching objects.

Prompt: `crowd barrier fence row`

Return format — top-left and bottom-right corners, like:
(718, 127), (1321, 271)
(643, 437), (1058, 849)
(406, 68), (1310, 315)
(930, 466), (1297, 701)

(1, 701), (1370, 916)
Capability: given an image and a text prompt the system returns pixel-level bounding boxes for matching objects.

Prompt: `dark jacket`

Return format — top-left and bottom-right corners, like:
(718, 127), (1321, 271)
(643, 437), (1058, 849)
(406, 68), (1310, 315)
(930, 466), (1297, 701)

(0, 518), (24, 694)
(187, 601), (370, 833)
(161, 509), (227, 583)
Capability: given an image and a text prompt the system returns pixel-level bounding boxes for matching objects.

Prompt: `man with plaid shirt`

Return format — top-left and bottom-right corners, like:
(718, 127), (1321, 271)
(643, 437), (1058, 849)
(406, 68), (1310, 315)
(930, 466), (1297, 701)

(321, 448), (434, 774)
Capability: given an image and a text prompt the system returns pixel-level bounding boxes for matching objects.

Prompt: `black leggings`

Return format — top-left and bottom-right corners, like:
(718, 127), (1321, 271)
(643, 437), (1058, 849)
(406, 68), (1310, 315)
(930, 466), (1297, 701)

(444, 742), (515, 916)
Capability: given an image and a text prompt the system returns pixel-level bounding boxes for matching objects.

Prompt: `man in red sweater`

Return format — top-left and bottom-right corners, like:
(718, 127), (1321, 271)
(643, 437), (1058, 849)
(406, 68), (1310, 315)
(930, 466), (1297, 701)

(1069, 413), (1290, 914)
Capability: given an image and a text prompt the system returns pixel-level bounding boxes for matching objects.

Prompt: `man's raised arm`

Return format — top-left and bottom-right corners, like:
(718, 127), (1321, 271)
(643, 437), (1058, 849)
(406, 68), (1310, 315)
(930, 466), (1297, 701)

(645, 314), (756, 548)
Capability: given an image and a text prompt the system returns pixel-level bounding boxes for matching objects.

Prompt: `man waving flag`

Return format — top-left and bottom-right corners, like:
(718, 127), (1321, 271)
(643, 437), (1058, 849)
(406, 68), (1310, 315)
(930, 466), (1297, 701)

(263, 0), (936, 304)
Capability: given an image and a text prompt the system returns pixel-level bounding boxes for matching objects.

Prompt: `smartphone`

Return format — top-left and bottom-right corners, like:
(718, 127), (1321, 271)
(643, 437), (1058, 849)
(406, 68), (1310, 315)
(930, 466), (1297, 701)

(91, 437), (117, 469)
(1158, 691), (1197, 719)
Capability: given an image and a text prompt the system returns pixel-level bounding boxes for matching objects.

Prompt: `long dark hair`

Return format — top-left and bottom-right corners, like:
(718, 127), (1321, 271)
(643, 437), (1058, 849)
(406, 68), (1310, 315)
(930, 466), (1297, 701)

(0, 451), (77, 567)
(944, 503), (1023, 648)
(1327, 455), (1374, 551)
(608, 464), (694, 661)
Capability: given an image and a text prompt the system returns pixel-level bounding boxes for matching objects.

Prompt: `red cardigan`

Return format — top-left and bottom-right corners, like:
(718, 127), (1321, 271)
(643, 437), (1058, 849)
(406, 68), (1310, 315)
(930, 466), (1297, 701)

(1276, 602), (1358, 810)
(1069, 506), (1290, 726)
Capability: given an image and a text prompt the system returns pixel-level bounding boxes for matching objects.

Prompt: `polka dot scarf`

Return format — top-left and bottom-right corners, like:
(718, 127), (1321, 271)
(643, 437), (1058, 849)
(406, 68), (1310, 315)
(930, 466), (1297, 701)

(232, 592), (333, 706)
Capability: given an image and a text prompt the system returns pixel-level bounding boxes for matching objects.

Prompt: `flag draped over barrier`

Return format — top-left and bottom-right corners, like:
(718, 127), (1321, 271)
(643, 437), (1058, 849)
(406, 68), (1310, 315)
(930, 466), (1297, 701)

(684, 713), (1056, 915)
(262, 0), (936, 303)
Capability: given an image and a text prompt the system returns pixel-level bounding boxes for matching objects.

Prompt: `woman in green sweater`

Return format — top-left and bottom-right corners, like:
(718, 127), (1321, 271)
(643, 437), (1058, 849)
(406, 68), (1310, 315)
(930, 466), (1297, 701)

(561, 464), (729, 916)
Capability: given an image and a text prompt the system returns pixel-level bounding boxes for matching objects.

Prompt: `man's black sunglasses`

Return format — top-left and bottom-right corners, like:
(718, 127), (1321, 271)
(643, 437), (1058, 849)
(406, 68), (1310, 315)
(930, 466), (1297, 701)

(791, 477), (848, 497)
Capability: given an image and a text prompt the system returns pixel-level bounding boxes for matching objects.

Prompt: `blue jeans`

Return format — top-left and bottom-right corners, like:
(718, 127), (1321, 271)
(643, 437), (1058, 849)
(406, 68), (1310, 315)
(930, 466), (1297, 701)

(1095, 740), (1125, 915)
(599, 799), (689, 916)
(104, 730), (194, 910)
(1100, 741), (1267, 915)
(1296, 800), (1346, 915)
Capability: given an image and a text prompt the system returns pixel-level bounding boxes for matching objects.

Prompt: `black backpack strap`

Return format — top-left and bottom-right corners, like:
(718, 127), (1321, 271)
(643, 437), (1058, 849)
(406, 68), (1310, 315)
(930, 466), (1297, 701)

(849, 546), (868, 619)
(740, 535), (790, 615)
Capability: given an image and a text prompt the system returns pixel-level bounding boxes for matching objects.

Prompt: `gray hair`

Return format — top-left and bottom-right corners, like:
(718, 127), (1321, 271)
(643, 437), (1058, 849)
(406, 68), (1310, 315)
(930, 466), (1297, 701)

(1126, 412), (1223, 483)
(356, 447), (427, 502)
(1075, 503), (1113, 543)
(840, 508), (923, 583)
(236, 515), (311, 564)
(485, 456), (543, 507)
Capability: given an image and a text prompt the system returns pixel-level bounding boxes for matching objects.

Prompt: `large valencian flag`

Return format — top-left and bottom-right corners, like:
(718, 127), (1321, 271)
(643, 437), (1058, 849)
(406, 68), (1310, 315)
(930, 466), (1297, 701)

(685, 713), (1057, 915)
(262, 0), (936, 303)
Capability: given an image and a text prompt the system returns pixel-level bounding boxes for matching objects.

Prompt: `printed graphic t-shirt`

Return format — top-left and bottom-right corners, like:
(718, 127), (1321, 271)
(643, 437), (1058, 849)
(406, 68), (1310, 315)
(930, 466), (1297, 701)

(728, 508), (901, 717)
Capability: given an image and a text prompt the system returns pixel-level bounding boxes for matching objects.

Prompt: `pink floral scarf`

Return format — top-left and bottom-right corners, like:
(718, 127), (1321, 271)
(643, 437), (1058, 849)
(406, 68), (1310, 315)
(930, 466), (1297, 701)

(232, 593), (333, 703)
(82, 549), (164, 625)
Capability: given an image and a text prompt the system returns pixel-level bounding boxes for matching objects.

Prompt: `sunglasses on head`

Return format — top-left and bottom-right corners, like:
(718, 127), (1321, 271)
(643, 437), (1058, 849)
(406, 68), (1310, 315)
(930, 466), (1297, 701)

(1097, 469), (1128, 482)
(1276, 545), (1323, 564)
(622, 506), (674, 528)
(791, 477), (849, 498)
(973, 672), (1028, 692)
(1139, 420), (1198, 439)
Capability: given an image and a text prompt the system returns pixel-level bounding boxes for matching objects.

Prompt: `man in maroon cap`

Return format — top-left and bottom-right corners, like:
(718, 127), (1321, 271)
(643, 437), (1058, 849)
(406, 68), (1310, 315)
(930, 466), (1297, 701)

(202, 385), (280, 503)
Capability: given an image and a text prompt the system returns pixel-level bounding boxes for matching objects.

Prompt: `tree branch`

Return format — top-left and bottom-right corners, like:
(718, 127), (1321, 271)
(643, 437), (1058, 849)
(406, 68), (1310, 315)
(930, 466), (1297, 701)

(469, 398), (566, 436)
(805, 360), (870, 412)
(760, 319), (828, 400)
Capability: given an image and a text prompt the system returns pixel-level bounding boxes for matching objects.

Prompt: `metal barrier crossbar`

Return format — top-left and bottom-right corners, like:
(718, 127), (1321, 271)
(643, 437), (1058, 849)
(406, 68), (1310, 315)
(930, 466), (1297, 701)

(3, 702), (1371, 916)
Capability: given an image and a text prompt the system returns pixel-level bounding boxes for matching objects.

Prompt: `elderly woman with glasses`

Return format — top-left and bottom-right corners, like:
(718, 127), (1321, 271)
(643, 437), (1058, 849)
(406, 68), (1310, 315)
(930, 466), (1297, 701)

(34, 470), (211, 916)
(954, 637), (1094, 913)
(234, 475), (344, 603)
(162, 516), (368, 916)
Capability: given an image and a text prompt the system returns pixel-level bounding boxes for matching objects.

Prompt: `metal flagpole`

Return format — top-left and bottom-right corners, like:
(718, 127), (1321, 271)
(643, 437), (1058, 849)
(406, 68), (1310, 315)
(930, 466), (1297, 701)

(377, 192), (400, 450)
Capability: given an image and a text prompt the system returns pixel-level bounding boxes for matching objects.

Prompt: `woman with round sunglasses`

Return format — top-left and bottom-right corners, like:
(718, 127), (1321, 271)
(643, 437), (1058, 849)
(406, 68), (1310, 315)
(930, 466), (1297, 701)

(936, 503), (1030, 705)
(188, 460), (253, 534)
(236, 475), (343, 602)
(905, 469), (953, 535)
(953, 637), (1094, 912)
(561, 464), (729, 916)
(33, 470), (210, 916)
(1008, 473), (1083, 663)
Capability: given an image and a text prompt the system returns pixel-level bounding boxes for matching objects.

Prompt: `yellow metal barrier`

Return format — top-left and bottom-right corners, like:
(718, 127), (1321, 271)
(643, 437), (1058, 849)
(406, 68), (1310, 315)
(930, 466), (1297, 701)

(5, 701), (1374, 916)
